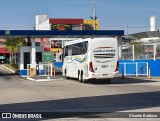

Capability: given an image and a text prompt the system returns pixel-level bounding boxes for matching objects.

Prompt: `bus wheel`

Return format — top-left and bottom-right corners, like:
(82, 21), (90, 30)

(81, 72), (87, 83)
(78, 72), (82, 82)
(64, 70), (68, 79)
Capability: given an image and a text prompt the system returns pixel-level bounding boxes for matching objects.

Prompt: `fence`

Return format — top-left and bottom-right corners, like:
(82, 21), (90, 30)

(119, 62), (149, 77)
(121, 43), (160, 60)
(122, 45), (133, 60)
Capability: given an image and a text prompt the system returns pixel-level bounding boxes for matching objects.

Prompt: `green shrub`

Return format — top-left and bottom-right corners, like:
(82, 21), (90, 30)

(5, 64), (18, 70)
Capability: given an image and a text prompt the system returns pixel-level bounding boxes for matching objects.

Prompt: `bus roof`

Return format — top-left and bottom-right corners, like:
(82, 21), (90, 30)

(64, 37), (117, 46)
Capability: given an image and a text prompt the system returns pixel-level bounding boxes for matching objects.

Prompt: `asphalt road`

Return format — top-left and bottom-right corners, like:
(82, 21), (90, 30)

(0, 66), (160, 121)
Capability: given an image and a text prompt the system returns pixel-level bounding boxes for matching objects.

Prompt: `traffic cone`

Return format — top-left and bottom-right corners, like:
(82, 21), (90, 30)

(148, 68), (151, 79)
(54, 69), (56, 78)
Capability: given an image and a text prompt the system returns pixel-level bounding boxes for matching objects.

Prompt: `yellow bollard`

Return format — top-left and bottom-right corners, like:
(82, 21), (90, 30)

(30, 68), (34, 77)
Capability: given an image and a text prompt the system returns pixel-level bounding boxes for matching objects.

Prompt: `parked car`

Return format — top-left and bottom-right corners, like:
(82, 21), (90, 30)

(0, 59), (6, 64)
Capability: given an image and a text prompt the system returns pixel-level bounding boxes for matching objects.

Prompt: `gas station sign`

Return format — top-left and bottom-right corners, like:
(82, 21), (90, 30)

(42, 52), (54, 62)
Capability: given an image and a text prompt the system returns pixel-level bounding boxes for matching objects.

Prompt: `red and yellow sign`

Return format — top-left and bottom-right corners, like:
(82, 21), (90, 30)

(84, 19), (99, 30)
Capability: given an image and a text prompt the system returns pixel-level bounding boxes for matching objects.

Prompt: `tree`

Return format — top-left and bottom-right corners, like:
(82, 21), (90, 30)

(4, 37), (26, 64)
(130, 42), (144, 58)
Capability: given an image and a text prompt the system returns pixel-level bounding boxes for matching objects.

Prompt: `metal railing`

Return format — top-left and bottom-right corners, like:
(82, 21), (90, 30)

(27, 63), (53, 78)
(119, 62), (149, 77)
(121, 43), (160, 60)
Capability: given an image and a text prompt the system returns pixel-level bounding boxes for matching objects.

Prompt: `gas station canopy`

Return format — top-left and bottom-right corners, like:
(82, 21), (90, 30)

(0, 30), (124, 37)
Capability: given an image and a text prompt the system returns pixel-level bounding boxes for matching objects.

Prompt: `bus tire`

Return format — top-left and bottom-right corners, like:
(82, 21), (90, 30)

(81, 71), (87, 83)
(64, 70), (68, 79)
(78, 71), (81, 81)
(78, 71), (81, 82)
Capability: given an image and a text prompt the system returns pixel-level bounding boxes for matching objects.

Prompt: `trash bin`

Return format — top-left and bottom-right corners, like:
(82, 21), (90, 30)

(36, 65), (39, 75)
(36, 70), (39, 75)
(30, 68), (34, 77)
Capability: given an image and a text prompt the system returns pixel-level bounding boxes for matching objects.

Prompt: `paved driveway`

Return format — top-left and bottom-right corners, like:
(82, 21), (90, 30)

(0, 66), (160, 120)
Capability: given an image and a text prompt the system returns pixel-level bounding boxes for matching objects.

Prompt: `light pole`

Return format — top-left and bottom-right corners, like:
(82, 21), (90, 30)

(93, 0), (97, 30)
(91, 0), (97, 30)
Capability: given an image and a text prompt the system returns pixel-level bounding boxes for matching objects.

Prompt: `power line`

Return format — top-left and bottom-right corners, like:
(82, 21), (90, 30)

(98, 16), (147, 21)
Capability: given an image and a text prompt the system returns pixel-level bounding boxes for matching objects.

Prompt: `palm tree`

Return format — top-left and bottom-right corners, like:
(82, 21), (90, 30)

(4, 37), (26, 64)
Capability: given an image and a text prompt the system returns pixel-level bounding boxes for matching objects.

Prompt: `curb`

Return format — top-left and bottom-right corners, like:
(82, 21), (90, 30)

(26, 77), (63, 81)
(0, 65), (15, 73)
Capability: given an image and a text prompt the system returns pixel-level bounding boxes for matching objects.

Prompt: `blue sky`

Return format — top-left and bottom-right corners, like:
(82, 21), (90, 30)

(0, 0), (160, 34)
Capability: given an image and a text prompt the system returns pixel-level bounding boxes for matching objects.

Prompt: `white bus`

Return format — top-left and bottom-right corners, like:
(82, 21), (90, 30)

(62, 37), (119, 83)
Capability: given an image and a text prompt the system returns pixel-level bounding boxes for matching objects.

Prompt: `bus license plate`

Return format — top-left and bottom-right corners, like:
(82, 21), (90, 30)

(102, 65), (108, 68)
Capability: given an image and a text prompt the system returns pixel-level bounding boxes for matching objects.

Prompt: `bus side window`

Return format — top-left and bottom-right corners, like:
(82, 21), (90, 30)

(64, 46), (68, 57)
(81, 41), (88, 54)
(76, 43), (81, 55)
(85, 42), (88, 51)
(68, 45), (72, 56)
